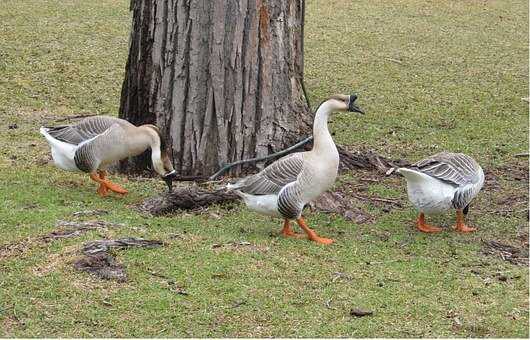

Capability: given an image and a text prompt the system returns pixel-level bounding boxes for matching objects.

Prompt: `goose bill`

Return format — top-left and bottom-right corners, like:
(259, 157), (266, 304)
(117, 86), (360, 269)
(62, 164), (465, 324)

(348, 95), (364, 114)
(163, 170), (177, 192)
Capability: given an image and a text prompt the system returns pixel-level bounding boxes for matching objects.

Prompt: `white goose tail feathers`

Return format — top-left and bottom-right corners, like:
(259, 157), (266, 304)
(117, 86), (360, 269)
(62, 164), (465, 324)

(397, 167), (433, 183)
(39, 126), (51, 138)
(39, 126), (79, 171)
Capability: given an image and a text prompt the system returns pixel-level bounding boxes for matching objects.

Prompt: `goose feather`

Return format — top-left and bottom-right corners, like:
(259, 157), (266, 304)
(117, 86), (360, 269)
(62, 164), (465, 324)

(399, 152), (484, 212)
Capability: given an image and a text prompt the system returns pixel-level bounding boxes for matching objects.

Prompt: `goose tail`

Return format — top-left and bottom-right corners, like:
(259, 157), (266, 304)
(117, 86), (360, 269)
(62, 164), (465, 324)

(39, 126), (51, 138)
(397, 167), (431, 183)
(39, 126), (79, 171)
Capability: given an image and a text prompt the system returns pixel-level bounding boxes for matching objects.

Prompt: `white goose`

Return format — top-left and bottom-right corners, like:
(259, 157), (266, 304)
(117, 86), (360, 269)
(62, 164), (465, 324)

(227, 94), (364, 244)
(40, 116), (177, 196)
(398, 152), (484, 233)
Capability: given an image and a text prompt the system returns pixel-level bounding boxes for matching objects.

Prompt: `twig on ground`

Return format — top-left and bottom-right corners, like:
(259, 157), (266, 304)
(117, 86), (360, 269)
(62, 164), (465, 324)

(385, 58), (403, 64)
(351, 193), (403, 207)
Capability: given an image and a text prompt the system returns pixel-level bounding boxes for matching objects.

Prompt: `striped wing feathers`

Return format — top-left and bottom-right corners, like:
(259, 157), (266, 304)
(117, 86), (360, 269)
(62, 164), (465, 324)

(413, 152), (481, 186)
(234, 153), (305, 195)
(45, 116), (124, 145)
(73, 122), (127, 172)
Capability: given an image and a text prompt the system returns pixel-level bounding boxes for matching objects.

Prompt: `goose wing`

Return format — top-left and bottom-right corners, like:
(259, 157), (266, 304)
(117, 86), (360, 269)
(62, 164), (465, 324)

(411, 152), (482, 186)
(44, 116), (125, 145)
(230, 153), (305, 195)
(73, 122), (129, 172)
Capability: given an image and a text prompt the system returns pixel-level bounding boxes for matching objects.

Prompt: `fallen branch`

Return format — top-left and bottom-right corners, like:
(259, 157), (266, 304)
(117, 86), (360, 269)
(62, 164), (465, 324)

(171, 175), (210, 182)
(351, 193), (403, 207)
(137, 150), (408, 216)
(82, 238), (164, 255)
(44, 220), (124, 240)
(136, 186), (239, 215)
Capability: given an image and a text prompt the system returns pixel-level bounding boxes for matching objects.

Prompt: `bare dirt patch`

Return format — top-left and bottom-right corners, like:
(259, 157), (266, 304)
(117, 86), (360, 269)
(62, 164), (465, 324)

(481, 240), (529, 266)
(73, 237), (164, 282)
(31, 245), (79, 277)
(73, 252), (128, 282)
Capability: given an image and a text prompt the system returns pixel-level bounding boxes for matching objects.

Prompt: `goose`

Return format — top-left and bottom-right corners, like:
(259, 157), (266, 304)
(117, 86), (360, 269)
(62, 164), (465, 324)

(40, 115), (177, 196)
(397, 152), (484, 233)
(227, 94), (364, 244)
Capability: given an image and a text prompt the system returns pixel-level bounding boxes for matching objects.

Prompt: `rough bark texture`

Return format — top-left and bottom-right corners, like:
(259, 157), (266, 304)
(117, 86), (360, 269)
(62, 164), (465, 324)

(119, 0), (311, 176)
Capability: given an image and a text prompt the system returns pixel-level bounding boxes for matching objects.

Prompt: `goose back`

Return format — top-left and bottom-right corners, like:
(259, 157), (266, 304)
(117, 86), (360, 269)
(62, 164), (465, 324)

(411, 152), (482, 186)
(44, 116), (131, 146)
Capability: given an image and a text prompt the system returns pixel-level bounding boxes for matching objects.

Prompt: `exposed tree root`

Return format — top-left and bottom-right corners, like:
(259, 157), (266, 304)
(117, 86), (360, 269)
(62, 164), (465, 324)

(136, 187), (240, 215)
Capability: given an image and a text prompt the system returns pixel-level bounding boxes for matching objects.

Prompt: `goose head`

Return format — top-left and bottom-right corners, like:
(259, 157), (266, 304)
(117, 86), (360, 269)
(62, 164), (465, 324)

(326, 94), (364, 114)
(144, 125), (177, 192)
(159, 152), (177, 193)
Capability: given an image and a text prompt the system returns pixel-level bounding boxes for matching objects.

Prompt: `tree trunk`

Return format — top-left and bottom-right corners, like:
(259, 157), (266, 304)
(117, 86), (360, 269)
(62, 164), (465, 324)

(119, 0), (312, 176)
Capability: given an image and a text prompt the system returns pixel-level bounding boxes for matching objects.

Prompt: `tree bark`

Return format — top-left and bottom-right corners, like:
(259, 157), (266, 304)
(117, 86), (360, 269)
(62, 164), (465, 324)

(119, 0), (312, 176)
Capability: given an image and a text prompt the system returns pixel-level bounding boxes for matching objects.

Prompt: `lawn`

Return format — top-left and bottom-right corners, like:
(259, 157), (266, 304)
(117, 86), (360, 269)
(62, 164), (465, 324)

(0, 0), (528, 337)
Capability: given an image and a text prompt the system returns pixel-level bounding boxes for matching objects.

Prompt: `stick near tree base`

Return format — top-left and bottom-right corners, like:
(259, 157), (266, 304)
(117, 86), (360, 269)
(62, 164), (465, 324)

(136, 186), (240, 216)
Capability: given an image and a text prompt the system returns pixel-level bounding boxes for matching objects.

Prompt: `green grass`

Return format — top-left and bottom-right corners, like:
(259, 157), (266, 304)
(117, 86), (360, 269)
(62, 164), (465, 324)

(0, 0), (528, 337)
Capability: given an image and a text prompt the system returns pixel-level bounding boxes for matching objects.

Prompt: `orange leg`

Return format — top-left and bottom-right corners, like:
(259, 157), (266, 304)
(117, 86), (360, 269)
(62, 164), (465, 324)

(89, 172), (128, 196)
(455, 210), (477, 233)
(96, 170), (109, 197)
(281, 219), (304, 238)
(416, 213), (442, 233)
(296, 217), (334, 245)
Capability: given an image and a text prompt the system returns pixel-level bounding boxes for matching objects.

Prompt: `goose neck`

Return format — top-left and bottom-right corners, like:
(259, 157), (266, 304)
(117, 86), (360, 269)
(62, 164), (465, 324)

(312, 102), (335, 153)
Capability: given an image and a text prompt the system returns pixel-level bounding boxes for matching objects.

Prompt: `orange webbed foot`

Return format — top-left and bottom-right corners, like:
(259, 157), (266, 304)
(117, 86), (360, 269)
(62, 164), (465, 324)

(295, 218), (334, 245)
(416, 213), (442, 233)
(308, 236), (335, 245)
(97, 183), (109, 197)
(90, 173), (128, 197)
(455, 224), (477, 233)
(104, 181), (128, 195)
(417, 223), (442, 233)
(280, 220), (305, 238)
(455, 210), (477, 233)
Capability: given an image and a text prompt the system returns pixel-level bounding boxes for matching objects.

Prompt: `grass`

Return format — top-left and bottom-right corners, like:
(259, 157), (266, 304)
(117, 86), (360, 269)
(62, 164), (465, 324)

(0, 0), (528, 337)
